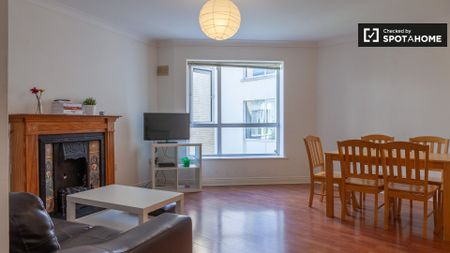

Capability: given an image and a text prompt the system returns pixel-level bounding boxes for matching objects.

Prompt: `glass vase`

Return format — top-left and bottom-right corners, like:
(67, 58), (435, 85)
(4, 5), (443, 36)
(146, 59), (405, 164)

(36, 97), (43, 114)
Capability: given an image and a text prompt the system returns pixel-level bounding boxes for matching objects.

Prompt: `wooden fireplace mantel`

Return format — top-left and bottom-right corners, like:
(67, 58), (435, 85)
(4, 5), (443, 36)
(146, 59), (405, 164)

(9, 114), (121, 195)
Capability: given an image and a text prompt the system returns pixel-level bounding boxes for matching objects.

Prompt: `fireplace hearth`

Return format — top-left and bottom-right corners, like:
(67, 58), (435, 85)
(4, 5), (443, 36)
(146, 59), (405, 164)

(39, 133), (105, 216)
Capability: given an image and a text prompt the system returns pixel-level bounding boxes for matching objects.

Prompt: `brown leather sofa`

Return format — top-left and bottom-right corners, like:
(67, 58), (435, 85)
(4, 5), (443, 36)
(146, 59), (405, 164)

(9, 192), (192, 253)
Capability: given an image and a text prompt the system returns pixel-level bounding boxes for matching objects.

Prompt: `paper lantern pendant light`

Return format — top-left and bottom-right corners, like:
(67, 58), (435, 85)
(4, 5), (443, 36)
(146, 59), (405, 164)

(199, 0), (241, 41)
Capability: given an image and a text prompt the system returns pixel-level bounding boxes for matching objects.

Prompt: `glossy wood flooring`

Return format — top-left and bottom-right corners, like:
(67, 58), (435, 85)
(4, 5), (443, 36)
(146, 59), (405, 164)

(184, 184), (450, 253)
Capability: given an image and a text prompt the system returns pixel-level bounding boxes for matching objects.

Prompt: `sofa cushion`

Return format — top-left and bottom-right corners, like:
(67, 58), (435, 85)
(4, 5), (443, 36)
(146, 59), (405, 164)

(52, 218), (95, 242)
(56, 224), (120, 249)
(9, 192), (61, 253)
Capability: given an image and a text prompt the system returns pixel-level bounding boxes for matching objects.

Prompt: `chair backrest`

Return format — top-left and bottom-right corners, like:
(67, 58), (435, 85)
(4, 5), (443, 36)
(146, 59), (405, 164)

(361, 134), (394, 144)
(380, 142), (430, 193)
(303, 135), (324, 175)
(337, 139), (382, 183)
(409, 136), (449, 154)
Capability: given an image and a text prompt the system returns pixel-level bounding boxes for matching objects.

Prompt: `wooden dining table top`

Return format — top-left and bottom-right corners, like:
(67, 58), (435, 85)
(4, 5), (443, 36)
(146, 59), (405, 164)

(325, 150), (450, 164)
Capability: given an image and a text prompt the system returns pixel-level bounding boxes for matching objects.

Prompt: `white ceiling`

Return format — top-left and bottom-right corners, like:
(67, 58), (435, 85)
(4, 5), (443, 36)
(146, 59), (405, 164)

(33, 0), (450, 41)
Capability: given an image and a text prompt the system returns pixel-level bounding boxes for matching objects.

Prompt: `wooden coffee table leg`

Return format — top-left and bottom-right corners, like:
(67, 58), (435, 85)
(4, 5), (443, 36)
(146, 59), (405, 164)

(66, 199), (76, 222)
(176, 198), (184, 214)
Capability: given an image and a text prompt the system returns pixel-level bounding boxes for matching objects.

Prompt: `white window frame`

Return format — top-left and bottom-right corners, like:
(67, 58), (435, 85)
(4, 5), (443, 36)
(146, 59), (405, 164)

(188, 61), (282, 157)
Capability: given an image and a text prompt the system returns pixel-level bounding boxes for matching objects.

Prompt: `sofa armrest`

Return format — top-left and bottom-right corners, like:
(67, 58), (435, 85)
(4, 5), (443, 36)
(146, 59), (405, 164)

(58, 213), (192, 253)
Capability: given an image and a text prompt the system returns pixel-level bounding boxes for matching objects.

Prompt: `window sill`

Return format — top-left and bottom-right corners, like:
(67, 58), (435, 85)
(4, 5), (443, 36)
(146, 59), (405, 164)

(203, 155), (287, 160)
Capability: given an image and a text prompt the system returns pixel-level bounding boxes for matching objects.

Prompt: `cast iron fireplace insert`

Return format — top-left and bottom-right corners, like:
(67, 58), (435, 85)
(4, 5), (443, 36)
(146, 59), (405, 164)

(38, 133), (105, 218)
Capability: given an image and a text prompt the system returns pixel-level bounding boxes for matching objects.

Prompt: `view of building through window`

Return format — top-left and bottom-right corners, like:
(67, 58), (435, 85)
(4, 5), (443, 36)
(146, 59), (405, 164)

(244, 68), (276, 79)
(189, 62), (281, 156)
(244, 99), (276, 140)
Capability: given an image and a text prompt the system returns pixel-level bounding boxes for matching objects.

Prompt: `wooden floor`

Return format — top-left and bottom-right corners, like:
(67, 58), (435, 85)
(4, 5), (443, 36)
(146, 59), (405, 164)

(184, 184), (450, 253)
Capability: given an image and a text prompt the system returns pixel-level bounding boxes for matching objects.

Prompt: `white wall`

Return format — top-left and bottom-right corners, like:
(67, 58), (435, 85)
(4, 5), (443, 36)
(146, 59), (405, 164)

(9, 0), (158, 185)
(157, 41), (317, 185)
(0, 0), (9, 251)
(317, 37), (450, 151)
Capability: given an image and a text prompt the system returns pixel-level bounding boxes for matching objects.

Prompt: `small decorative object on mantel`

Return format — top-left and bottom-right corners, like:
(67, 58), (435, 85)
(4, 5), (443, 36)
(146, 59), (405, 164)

(51, 99), (83, 115)
(30, 86), (45, 114)
(82, 97), (97, 115)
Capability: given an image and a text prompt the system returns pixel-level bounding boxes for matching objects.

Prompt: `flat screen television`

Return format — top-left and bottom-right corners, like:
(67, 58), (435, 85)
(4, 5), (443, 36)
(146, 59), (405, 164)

(143, 113), (190, 141)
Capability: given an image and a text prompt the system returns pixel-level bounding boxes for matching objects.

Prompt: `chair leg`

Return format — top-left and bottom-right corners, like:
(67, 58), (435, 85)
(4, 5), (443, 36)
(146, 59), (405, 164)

(433, 193), (438, 231)
(439, 190), (443, 232)
(351, 192), (359, 211)
(374, 193), (378, 226)
(359, 192), (363, 209)
(308, 181), (315, 208)
(391, 198), (402, 220)
(346, 192), (352, 204)
(410, 199), (413, 209)
(341, 187), (348, 221)
(392, 198), (398, 220)
(320, 183), (326, 202)
(423, 200), (428, 239)
(384, 193), (390, 230)
(397, 198), (402, 217)
(338, 184), (345, 210)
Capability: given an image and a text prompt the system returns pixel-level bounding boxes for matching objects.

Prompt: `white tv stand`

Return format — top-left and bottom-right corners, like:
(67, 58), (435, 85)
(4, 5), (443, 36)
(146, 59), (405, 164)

(150, 142), (202, 192)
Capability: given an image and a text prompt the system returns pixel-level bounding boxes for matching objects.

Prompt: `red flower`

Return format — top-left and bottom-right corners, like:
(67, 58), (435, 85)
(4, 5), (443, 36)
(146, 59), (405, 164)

(30, 87), (40, 94)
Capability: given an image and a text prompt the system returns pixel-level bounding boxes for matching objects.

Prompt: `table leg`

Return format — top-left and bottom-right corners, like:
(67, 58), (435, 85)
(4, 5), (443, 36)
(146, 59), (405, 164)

(175, 198), (184, 214)
(66, 199), (76, 222)
(443, 164), (450, 241)
(325, 154), (334, 218)
(139, 211), (149, 224)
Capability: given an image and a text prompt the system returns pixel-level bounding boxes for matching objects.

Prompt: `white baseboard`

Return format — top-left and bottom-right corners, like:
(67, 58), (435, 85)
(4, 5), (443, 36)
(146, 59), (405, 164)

(134, 177), (310, 188)
(203, 176), (310, 186)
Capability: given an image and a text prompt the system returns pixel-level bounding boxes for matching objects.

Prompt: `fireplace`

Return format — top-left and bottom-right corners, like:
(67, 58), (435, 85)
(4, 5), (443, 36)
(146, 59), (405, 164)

(9, 114), (120, 212)
(38, 133), (105, 216)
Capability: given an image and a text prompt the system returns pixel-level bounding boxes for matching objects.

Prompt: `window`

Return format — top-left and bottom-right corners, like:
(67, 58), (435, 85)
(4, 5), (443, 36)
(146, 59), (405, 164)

(243, 68), (276, 79)
(188, 62), (282, 157)
(192, 68), (215, 123)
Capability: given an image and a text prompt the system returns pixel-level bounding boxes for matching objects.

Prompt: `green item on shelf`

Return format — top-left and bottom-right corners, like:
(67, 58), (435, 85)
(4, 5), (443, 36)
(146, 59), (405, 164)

(181, 157), (190, 168)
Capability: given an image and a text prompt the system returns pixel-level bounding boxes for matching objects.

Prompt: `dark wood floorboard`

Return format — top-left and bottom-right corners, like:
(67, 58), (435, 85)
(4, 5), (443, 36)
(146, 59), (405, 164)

(184, 184), (450, 253)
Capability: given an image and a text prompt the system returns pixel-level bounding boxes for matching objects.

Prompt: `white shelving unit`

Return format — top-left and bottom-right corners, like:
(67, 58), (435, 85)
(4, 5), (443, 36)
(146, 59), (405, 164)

(150, 143), (202, 192)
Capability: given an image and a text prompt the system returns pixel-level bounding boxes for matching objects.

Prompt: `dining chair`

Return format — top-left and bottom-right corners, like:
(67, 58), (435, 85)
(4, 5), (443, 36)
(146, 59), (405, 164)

(410, 136), (449, 154)
(409, 136), (448, 212)
(361, 134), (394, 144)
(358, 134), (394, 206)
(380, 141), (439, 238)
(337, 140), (384, 225)
(304, 135), (343, 208)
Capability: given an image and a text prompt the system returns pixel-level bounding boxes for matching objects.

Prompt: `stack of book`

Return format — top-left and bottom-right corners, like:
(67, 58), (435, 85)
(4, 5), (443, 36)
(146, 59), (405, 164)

(51, 99), (83, 114)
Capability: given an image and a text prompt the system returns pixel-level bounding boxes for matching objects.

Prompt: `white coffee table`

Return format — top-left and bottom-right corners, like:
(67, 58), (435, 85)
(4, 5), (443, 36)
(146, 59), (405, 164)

(66, 184), (184, 231)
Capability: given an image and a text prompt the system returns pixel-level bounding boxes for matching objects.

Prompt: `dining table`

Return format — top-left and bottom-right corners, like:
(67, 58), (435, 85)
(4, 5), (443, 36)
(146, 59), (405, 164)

(324, 150), (450, 241)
